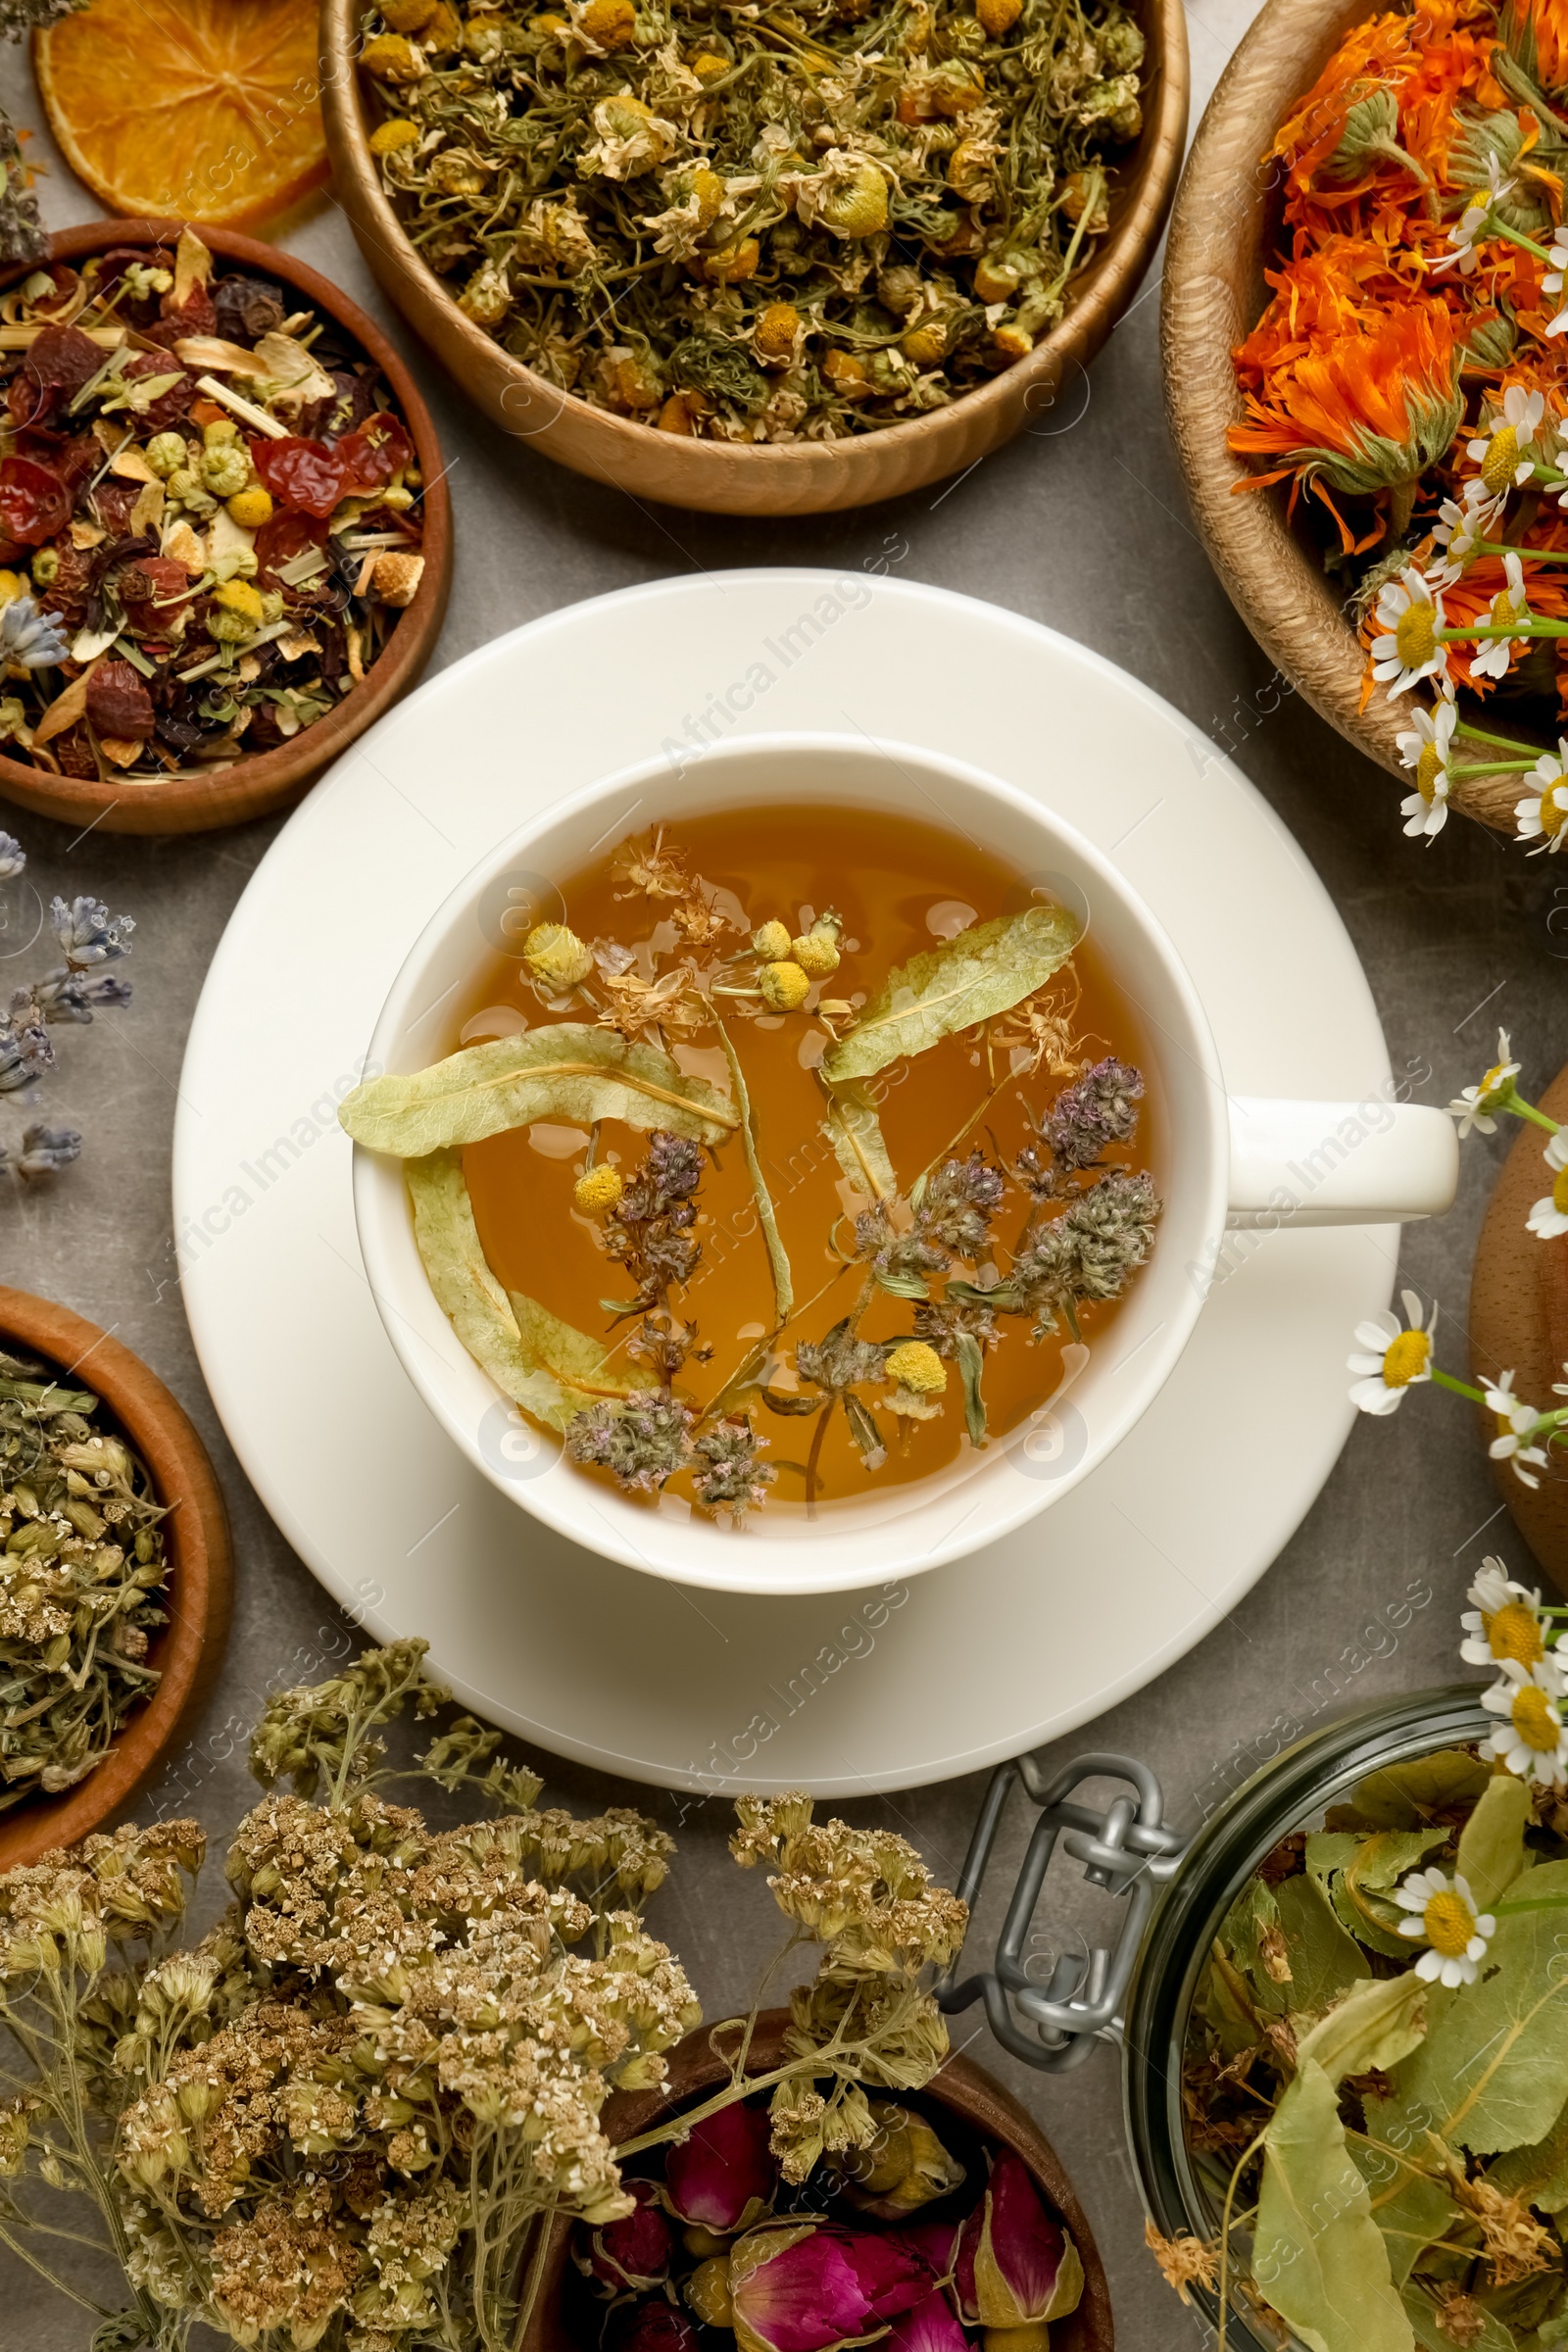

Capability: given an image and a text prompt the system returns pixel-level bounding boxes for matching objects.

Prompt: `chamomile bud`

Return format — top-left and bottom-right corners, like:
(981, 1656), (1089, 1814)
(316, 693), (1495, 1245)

(792, 927), (841, 977)
(574, 1164), (623, 1213)
(523, 922), (595, 991)
(753, 918), (792, 960)
(884, 1342), (947, 1395)
(759, 959), (810, 1011)
(145, 430), (188, 479)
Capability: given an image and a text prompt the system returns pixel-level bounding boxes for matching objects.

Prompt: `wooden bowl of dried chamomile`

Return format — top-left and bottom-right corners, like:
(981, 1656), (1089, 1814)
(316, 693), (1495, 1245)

(0, 218), (451, 837)
(0, 1288), (231, 1870)
(321, 0), (1187, 516)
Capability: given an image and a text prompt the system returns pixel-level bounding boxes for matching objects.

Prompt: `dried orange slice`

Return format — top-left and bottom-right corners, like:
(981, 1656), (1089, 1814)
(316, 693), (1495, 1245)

(34, 0), (330, 232)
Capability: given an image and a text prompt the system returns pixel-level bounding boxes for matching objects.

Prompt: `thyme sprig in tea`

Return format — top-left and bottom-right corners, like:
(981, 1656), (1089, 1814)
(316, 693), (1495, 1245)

(340, 811), (1163, 1523)
(358, 0), (1146, 440)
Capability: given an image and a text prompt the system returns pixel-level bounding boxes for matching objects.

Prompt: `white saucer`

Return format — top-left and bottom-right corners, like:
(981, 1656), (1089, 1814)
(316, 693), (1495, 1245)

(174, 570), (1397, 1797)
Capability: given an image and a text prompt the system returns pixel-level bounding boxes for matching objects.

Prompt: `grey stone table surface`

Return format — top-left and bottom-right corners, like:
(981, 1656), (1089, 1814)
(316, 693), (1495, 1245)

(5, 0), (1568, 2342)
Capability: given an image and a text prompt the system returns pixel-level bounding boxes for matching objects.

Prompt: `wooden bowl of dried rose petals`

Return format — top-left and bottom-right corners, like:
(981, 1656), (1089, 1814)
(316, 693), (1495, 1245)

(0, 219), (452, 836)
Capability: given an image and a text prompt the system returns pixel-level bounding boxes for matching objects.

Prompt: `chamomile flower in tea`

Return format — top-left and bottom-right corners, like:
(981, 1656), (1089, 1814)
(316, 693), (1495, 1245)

(340, 804), (1163, 1524)
(356, 0), (1147, 440)
(0, 226), (425, 784)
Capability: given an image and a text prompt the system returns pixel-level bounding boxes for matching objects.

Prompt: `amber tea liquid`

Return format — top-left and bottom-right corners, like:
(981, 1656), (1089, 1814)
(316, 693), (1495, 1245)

(459, 804), (1160, 1511)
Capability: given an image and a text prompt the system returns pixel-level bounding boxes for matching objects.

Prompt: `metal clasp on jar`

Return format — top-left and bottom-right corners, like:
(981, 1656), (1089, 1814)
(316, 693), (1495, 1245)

(936, 1752), (1190, 2074)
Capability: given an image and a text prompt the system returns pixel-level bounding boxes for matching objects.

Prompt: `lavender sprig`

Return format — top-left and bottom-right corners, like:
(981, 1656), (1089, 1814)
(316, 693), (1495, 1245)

(0, 836), (137, 1190)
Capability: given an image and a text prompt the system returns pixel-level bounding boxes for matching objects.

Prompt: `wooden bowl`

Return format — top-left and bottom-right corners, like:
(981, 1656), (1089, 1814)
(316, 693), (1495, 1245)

(0, 1287), (232, 1869)
(1160, 0), (1524, 838)
(1469, 1060), (1568, 1586)
(320, 0), (1187, 517)
(0, 219), (453, 838)
(528, 2008), (1113, 2351)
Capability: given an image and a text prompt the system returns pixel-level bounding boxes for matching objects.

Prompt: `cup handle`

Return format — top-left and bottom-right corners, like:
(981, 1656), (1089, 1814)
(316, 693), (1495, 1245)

(1226, 1095), (1458, 1230)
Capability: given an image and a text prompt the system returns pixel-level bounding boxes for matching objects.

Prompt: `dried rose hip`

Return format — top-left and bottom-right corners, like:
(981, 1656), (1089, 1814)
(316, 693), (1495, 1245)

(0, 457), (73, 545)
(337, 413), (414, 493)
(16, 324), (106, 429)
(250, 434), (348, 519)
(94, 480), (142, 536)
(159, 281), (218, 340)
(122, 352), (194, 433)
(86, 659), (156, 741)
(120, 556), (191, 614)
(51, 722), (98, 778)
(254, 507), (329, 582)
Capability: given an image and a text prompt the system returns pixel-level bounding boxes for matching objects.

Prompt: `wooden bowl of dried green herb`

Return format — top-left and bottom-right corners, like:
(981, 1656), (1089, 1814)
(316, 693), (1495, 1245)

(0, 219), (452, 838)
(320, 0), (1187, 516)
(0, 1288), (231, 1870)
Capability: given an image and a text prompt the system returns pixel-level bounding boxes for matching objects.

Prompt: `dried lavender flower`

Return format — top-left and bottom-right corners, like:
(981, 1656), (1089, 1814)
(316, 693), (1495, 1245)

(567, 1391), (696, 1493)
(0, 593), (67, 669)
(0, 119), (43, 269)
(0, 830), (23, 879)
(918, 1151), (1006, 1256)
(0, 995), (50, 1092)
(12, 1120), (79, 1179)
(32, 968), (132, 1024)
(50, 894), (135, 967)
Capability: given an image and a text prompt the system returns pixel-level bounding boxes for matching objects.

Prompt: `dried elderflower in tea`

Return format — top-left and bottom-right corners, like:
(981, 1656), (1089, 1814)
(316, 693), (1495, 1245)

(340, 803), (1163, 1522)
(0, 226), (425, 784)
(356, 0), (1147, 440)
(0, 1345), (170, 1806)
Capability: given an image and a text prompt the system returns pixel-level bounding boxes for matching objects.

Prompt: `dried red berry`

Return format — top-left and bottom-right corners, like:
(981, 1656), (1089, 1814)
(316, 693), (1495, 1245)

(336, 412), (414, 493)
(17, 323), (106, 430)
(254, 507), (330, 582)
(86, 659), (156, 741)
(120, 556), (192, 615)
(122, 351), (194, 433)
(249, 435), (348, 519)
(94, 479), (142, 536)
(0, 457), (72, 546)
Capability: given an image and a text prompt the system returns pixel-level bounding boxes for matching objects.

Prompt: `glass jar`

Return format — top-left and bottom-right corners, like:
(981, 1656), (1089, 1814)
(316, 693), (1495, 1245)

(940, 1684), (1493, 2352)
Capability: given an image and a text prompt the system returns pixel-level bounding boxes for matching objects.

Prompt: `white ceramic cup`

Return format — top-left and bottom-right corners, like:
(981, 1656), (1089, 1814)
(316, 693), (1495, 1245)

(352, 734), (1456, 1597)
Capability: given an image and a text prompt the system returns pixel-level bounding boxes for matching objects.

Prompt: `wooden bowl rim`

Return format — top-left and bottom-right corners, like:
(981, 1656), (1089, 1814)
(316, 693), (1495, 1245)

(531, 2009), (1114, 2351)
(320, 0), (1187, 488)
(1158, 0), (1530, 836)
(0, 1286), (232, 1870)
(0, 217), (453, 836)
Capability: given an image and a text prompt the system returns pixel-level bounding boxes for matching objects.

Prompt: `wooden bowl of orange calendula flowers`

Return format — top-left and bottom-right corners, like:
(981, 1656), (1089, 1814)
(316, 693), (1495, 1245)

(321, 0), (1188, 515)
(1164, 0), (1568, 845)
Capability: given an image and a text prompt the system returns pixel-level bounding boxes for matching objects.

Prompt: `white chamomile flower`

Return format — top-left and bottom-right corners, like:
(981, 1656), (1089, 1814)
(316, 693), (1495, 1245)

(1484, 1659), (1568, 1784)
(1396, 696), (1456, 841)
(1393, 1866), (1495, 1986)
(1482, 1369), (1550, 1486)
(1516, 743), (1568, 854)
(1528, 1129), (1568, 1239)
(1469, 550), (1534, 681)
(1460, 1556), (1553, 1674)
(1440, 158), (1517, 276)
(1448, 1028), (1520, 1135)
(1348, 1288), (1437, 1414)
(1372, 567), (1448, 697)
(1432, 481), (1496, 572)
(1466, 384), (1547, 498)
(1545, 223), (1568, 334)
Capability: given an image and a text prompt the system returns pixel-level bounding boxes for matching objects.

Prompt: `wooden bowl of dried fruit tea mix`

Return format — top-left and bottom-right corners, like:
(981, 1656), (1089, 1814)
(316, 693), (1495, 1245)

(321, 0), (1188, 514)
(0, 1288), (232, 1872)
(0, 220), (452, 836)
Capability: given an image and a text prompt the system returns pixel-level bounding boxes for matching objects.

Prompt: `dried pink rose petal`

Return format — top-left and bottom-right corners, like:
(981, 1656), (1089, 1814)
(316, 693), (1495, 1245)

(954, 2152), (1084, 2328)
(664, 2097), (776, 2232)
(885, 2291), (971, 2352)
(730, 2226), (875, 2352)
(580, 2180), (673, 2291)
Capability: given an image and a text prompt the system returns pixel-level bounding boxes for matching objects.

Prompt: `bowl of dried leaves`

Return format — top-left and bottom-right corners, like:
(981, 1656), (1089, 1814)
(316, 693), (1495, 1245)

(320, 0), (1187, 514)
(0, 218), (452, 837)
(0, 1633), (1111, 2352)
(0, 1286), (230, 1873)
